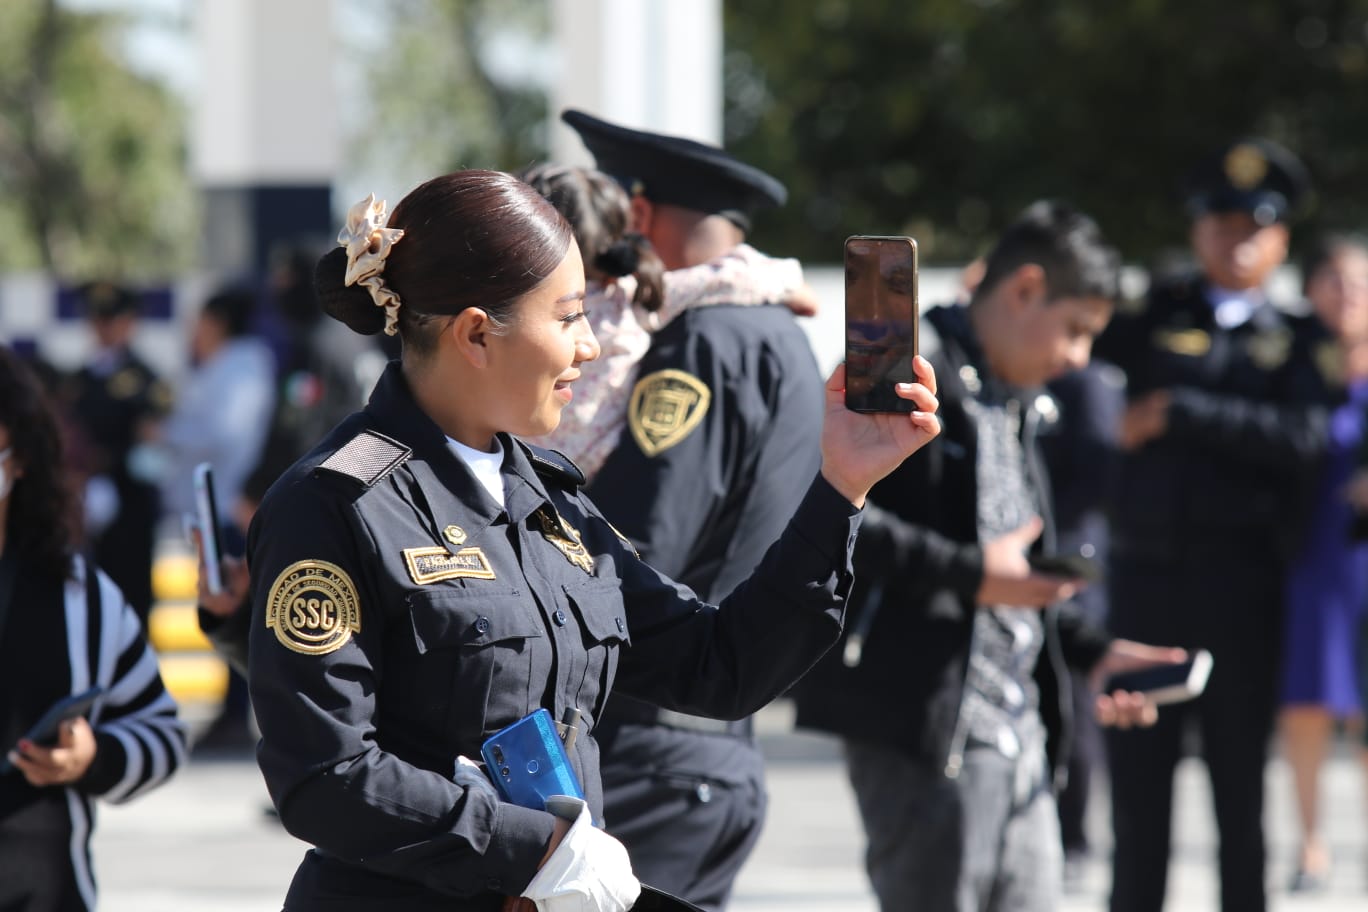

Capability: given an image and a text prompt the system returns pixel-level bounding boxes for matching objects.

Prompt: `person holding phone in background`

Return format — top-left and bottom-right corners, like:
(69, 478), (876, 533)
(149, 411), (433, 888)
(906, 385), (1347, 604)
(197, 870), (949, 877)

(1094, 139), (1328, 912)
(796, 202), (1186, 912)
(0, 346), (187, 912)
(243, 169), (939, 912)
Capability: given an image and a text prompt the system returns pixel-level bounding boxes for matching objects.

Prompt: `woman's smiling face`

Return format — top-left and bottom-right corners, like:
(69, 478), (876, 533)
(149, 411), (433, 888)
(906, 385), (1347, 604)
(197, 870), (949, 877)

(483, 243), (601, 439)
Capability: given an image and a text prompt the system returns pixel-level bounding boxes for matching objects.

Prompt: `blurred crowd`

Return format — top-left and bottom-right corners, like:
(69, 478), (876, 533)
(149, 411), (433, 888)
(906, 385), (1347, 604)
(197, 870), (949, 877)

(5, 125), (1368, 912)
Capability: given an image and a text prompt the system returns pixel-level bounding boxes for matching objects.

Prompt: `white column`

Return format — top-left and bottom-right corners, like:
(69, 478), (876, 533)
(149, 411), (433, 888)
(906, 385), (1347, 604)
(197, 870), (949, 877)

(549, 0), (722, 163)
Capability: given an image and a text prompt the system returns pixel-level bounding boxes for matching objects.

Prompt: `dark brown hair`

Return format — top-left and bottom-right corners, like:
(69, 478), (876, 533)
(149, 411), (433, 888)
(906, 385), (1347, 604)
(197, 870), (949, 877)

(518, 163), (665, 312)
(0, 347), (77, 581)
(316, 170), (577, 357)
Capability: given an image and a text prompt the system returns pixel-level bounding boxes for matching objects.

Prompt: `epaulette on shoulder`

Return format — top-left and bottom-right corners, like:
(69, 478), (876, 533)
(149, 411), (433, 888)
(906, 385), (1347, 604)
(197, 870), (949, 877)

(316, 430), (411, 487)
(520, 442), (586, 489)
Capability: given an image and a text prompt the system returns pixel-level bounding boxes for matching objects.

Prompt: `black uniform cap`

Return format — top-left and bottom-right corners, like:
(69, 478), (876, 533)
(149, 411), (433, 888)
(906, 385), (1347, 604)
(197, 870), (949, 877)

(1184, 137), (1311, 226)
(561, 108), (787, 232)
(77, 281), (140, 319)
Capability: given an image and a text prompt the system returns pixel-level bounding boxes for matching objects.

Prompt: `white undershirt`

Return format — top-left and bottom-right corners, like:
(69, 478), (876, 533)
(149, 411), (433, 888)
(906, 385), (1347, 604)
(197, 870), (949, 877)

(1206, 284), (1263, 330)
(446, 436), (505, 507)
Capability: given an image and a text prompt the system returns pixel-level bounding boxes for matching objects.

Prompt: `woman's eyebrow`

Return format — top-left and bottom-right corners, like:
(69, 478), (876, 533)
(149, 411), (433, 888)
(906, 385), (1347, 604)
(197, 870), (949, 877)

(557, 289), (586, 304)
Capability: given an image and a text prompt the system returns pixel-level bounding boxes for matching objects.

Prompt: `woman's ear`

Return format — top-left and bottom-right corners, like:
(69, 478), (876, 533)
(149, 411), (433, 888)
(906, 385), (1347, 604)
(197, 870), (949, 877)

(448, 308), (494, 368)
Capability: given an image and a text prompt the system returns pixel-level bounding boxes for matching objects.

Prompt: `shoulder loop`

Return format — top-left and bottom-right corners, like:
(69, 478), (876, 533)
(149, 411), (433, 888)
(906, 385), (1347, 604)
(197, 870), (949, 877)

(519, 441), (586, 489)
(317, 430), (412, 487)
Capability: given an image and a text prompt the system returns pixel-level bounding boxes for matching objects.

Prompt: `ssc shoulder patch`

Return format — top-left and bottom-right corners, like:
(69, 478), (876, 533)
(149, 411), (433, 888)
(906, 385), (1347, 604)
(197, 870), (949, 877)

(265, 560), (362, 655)
(627, 369), (711, 457)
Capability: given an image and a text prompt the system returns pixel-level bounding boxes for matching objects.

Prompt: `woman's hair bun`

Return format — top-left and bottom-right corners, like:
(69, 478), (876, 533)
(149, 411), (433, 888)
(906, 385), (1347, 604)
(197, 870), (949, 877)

(315, 247), (386, 336)
(594, 236), (642, 278)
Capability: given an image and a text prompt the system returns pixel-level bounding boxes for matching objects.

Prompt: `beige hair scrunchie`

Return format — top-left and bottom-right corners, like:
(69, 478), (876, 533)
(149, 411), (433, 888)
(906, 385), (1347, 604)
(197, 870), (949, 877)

(338, 193), (406, 336)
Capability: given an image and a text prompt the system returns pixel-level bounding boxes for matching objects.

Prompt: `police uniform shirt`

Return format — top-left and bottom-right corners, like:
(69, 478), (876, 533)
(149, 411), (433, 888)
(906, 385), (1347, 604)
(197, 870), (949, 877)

(245, 361), (858, 909)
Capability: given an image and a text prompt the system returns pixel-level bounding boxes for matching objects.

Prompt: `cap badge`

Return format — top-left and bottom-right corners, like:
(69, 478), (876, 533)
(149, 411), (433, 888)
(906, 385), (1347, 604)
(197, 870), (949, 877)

(628, 369), (711, 457)
(1224, 144), (1268, 191)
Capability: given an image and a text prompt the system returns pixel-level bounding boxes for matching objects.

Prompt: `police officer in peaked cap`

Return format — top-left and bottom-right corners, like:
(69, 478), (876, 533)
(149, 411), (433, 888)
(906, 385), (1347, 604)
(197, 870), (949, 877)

(561, 109), (825, 911)
(1094, 137), (1329, 912)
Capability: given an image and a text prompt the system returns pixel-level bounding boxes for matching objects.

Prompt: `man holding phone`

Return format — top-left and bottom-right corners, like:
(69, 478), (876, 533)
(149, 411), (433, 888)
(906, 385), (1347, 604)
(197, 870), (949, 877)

(796, 202), (1185, 912)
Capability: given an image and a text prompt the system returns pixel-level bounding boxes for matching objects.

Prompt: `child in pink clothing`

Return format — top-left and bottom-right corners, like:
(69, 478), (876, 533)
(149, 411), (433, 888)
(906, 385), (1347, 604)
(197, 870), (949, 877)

(521, 165), (814, 480)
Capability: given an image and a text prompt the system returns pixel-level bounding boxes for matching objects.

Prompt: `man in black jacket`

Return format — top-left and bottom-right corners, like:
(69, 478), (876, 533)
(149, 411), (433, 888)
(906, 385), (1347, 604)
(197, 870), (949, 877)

(795, 202), (1182, 912)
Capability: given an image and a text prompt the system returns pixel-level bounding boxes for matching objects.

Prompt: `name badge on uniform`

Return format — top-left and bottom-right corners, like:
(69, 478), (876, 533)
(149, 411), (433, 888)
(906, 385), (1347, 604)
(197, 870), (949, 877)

(1152, 328), (1211, 357)
(403, 546), (496, 584)
(265, 560), (362, 656)
(627, 369), (711, 456)
(1315, 340), (1344, 387)
(537, 508), (595, 574)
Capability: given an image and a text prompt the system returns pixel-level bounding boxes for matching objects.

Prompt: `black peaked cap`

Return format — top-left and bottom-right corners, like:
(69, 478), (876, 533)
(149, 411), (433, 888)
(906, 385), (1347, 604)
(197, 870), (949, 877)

(561, 109), (787, 227)
(1183, 137), (1311, 225)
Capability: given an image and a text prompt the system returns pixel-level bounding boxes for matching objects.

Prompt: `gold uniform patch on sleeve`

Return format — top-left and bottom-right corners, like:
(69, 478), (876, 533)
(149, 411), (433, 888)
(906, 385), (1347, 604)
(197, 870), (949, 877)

(403, 546), (496, 584)
(627, 369), (711, 456)
(265, 560), (362, 656)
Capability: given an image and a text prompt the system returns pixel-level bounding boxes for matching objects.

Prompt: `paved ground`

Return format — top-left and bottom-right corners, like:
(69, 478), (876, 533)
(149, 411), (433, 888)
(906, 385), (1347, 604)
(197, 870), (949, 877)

(93, 702), (1368, 911)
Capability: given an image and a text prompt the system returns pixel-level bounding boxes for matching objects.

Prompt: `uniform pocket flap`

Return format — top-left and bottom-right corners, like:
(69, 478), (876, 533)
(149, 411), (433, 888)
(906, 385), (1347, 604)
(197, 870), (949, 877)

(408, 589), (542, 653)
(563, 579), (630, 646)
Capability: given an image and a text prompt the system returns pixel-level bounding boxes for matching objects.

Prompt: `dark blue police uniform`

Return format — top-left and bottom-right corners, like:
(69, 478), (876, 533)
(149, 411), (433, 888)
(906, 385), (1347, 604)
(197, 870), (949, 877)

(1096, 276), (1328, 912)
(246, 362), (857, 912)
(588, 305), (823, 910)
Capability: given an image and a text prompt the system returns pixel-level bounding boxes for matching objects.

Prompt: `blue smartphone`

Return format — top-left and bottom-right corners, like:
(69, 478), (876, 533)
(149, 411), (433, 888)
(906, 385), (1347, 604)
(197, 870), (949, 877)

(1, 686), (105, 774)
(480, 708), (583, 809)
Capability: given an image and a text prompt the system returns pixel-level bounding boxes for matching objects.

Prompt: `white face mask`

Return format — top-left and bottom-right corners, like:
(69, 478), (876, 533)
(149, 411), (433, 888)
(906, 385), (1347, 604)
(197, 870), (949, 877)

(0, 448), (13, 502)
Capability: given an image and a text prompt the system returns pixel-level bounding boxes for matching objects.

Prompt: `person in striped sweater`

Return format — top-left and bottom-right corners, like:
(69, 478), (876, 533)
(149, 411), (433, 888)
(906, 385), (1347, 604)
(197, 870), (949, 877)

(0, 345), (187, 912)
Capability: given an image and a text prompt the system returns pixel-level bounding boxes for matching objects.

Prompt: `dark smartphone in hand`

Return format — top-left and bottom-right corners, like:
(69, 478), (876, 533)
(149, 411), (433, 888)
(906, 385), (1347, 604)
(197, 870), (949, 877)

(1104, 649), (1213, 706)
(480, 708), (584, 810)
(1027, 550), (1103, 583)
(844, 235), (919, 413)
(193, 462), (224, 595)
(1, 686), (105, 774)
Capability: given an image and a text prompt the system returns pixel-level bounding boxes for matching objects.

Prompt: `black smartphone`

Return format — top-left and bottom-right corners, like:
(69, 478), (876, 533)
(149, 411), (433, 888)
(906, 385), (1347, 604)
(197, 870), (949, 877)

(844, 235), (919, 413)
(480, 708), (584, 810)
(1105, 649), (1213, 706)
(193, 462), (224, 595)
(1027, 550), (1103, 583)
(1, 686), (105, 774)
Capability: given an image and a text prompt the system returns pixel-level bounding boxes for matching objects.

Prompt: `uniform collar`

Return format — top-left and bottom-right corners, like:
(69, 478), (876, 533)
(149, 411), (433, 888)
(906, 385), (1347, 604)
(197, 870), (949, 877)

(364, 362), (556, 531)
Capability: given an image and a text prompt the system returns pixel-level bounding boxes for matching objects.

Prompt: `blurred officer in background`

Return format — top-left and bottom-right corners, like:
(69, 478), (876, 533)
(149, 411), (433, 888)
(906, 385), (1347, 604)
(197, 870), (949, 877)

(1095, 138), (1328, 912)
(795, 201), (1184, 912)
(63, 282), (170, 626)
(562, 109), (824, 911)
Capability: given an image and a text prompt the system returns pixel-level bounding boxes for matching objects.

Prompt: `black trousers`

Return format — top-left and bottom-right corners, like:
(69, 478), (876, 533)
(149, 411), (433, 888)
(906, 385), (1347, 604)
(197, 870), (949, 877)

(598, 723), (767, 912)
(1104, 546), (1283, 912)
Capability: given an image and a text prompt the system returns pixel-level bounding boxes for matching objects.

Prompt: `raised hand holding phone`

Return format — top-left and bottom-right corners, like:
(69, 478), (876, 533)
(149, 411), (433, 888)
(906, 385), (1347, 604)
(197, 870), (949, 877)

(844, 236), (919, 414)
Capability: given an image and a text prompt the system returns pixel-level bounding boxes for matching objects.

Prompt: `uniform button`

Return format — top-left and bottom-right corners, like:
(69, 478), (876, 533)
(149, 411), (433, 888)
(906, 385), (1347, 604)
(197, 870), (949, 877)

(695, 782), (712, 803)
(553, 610), (567, 627)
(615, 617), (626, 633)
(474, 616), (490, 634)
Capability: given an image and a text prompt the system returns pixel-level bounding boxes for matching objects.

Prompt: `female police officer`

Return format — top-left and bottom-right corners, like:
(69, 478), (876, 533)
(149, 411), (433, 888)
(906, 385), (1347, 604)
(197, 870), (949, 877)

(245, 169), (939, 912)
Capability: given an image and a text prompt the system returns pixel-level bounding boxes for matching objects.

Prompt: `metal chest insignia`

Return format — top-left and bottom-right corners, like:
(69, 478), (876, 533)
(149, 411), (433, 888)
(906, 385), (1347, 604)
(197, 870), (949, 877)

(403, 546), (496, 584)
(265, 560), (362, 656)
(1246, 327), (1292, 371)
(537, 508), (595, 574)
(444, 524), (467, 546)
(1315, 340), (1344, 387)
(627, 369), (711, 457)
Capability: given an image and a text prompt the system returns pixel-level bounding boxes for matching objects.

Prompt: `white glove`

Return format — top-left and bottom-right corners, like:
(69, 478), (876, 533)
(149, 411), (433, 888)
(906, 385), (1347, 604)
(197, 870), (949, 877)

(453, 755), (499, 801)
(522, 795), (640, 912)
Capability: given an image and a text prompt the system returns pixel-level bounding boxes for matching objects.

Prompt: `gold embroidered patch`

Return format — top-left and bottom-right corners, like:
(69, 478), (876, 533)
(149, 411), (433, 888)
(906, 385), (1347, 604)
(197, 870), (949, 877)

(1152, 328), (1211, 357)
(627, 369), (711, 457)
(537, 508), (595, 574)
(265, 560), (362, 656)
(443, 524), (467, 546)
(1246, 328), (1291, 371)
(1314, 340), (1344, 387)
(403, 546), (496, 584)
